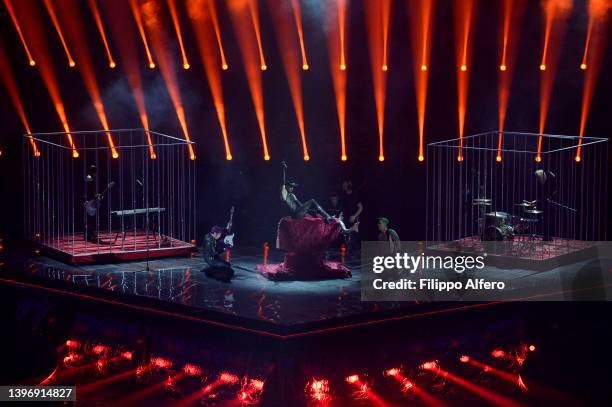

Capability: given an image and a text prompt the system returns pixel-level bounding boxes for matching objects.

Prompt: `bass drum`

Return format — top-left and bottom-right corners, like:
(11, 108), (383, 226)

(482, 225), (514, 241)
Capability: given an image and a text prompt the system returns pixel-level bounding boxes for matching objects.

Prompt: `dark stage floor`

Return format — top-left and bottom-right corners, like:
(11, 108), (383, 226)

(2, 245), (612, 405)
(2, 246), (409, 337)
(2, 244), (611, 339)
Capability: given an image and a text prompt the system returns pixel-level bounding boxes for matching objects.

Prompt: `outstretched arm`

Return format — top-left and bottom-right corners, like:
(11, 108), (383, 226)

(280, 161), (288, 201)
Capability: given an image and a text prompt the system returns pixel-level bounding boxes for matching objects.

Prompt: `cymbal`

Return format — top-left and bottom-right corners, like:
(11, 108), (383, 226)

(514, 202), (535, 207)
(472, 198), (492, 206)
(519, 218), (539, 223)
(525, 209), (543, 215)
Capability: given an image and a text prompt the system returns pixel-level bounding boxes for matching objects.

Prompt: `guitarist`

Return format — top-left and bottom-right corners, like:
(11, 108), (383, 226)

(201, 207), (235, 282)
(84, 181), (115, 243)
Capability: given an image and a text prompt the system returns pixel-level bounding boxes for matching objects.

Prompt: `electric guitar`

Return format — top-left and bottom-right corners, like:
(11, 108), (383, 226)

(222, 206), (235, 248)
(84, 181), (115, 216)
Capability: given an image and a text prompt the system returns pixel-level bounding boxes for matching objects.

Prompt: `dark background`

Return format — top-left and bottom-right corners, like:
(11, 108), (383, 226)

(0, 0), (610, 244)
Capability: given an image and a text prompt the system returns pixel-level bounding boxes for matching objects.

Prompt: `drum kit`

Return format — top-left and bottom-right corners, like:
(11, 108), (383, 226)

(472, 198), (542, 241)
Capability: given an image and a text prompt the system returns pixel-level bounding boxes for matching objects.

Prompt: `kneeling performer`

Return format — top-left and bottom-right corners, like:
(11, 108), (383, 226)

(201, 208), (235, 282)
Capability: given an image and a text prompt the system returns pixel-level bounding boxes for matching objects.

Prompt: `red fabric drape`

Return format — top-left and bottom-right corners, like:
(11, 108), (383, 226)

(257, 216), (351, 280)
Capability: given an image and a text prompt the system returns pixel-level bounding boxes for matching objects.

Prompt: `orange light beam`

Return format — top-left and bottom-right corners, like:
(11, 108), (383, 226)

(42, 0), (76, 67)
(2, 0), (36, 66)
(290, 0), (309, 69)
(0, 39), (39, 155)
(247, 0), (268, 70)
(496, 0), (526, 162)
(101, 0), (155, 159)
(576, 0), (610, 161)
(382, 0), (391, 71)
(339, 0), (347, 70)
(365, 0), (391, 161)
(88, 0), (116, 68)
(129, 0), (156, 69)
(167, 0), (190, 69)
(228, 0), (270, 159)
(452, 0), (477, 162)
(16, 0), (77, 157)
(187, 0), (232, 160)
(141, 0), (195, 160)
(408, 0), (436, 162)
(56, 0), (118, 158)
(537, 0), (573, 161)
(268, 0), (309, 160)
(207, 0), (229, 69)
(327, 0), (348, 160)
(580, 20), (593, 70)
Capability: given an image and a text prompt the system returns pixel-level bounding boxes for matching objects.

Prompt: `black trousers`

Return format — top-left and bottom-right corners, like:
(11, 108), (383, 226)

(202, 257), (234, 282)
(293, 199), (331, 220)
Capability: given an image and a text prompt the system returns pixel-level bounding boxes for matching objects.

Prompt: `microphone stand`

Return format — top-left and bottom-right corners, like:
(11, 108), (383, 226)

(137, 178), (153, 272)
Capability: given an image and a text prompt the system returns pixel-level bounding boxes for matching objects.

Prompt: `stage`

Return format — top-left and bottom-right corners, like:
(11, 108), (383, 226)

(2, 244), (611, 339)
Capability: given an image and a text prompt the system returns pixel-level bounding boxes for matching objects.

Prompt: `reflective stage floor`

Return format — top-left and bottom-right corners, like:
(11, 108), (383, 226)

(2, 245), (612, 405)
(2, 244), (612, 337)
(0, 246), (413, 337)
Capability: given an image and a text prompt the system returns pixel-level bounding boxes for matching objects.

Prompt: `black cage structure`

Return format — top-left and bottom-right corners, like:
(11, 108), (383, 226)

(23, 129), (196, 264)
(426, 131), (608, 267)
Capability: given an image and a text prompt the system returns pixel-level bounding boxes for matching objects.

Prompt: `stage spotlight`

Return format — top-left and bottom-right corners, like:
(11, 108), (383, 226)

(302, 64), (309, 70)
(345, 374), (359, 384)
(378, 155), (385, 162)
(539, 64), (546, 71)
(69, 61), (76, 68)
(535, 155), (542, 162)
(574, 155), (581, 162)
(183, 63), (190, 69)
(72, 150), (79, 158)
(149, 62), (156, 69)
(112, 151), (119, 159)
(304, 155), (310, 161)
(496, 155), (502, 162)
(190, 153), (196, 160)
(500, 64), (507, 71)
(459, 355), (470, 363)
(222, 63), (228, 70)
(420, 64), (427, 71)
(109, 61), (116, 68)
(226, 154), (232, 160)
(382, 64), (388, 71)
(460, 64), (467, 72)
(341, 155), (347, 161)
(29, 60), (36, 67)
(264, 155), (270, 161)
(457, 155), (464, 162)
(340, 64), (346, 71)
(580, 63), (587, 70)
(418, 155), (424, 162)
(261, 64), (267, 71)
(529, 345), (536, 351)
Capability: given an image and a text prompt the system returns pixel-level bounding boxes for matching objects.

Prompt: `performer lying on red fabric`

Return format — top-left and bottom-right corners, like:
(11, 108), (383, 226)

(256, 162), (358, 280)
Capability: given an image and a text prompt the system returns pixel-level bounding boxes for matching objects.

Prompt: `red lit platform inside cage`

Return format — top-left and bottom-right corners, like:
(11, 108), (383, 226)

(427, 237), (598, 271)
(34, 230), (195, 264)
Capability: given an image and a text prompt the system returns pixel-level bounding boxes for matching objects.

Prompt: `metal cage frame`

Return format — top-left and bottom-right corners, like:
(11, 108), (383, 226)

(23, 129), (196, 264)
